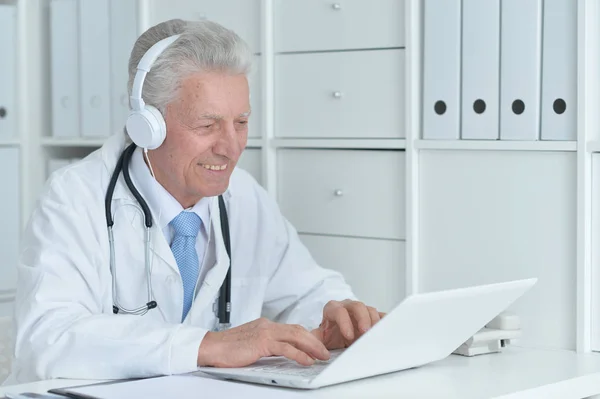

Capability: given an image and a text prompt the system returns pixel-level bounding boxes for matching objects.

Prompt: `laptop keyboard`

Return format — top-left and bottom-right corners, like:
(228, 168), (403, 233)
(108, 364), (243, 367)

(243, 350), (343, 377)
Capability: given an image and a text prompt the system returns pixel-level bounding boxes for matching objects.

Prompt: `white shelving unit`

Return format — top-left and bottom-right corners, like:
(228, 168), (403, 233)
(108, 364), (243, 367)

(3, 0), (597, 357)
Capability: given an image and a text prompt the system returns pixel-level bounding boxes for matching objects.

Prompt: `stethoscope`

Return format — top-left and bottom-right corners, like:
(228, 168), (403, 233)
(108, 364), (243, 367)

(104, 142), (232, 330)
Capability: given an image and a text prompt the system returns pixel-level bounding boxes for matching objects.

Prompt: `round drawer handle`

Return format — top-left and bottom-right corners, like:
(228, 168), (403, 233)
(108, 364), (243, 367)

(332, 3), (341, 10)
(332, 91), (343, 99)
(334, 189), (344, 197)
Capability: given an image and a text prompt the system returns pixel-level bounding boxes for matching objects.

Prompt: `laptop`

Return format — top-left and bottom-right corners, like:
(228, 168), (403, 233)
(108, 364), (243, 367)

(197, 278), (537, 389)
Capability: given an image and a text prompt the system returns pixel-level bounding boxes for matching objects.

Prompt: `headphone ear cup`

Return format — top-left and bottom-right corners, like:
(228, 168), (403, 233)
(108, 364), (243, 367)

(125, 105), (166, 150)
(145, 105), (167, 149)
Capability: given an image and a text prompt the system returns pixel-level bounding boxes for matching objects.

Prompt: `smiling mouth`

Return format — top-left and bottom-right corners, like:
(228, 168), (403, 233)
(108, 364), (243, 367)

(200, 163), (228, 171)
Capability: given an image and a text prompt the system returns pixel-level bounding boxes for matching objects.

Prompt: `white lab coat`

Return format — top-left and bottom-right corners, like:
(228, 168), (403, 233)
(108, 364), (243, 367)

(6, 132), (356, 384)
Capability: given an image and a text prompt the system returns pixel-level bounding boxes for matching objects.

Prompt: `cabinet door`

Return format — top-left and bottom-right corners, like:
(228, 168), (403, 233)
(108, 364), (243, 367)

(276, 50), (405, 138)
(300, 234), (405, 313)
(274, 0), (405, 52)
(278, 149), (406, 240)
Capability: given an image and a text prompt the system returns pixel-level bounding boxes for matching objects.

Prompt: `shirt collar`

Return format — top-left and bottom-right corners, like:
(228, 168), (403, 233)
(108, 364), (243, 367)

(129, 147), (211, 231)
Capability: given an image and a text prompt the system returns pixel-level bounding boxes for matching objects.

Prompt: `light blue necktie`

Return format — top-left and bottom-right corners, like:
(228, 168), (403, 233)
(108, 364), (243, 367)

(170, 211), (202, 322)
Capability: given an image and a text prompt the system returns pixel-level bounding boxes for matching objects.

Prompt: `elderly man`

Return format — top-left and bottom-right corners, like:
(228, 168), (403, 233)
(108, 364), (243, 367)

(6, 19), (384, 384)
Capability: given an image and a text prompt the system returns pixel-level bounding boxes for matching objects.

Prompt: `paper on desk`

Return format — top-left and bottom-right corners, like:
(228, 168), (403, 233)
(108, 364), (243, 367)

(51, 374), (308, 399)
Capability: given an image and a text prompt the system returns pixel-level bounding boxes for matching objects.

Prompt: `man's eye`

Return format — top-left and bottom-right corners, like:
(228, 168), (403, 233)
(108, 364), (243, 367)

(237, 121), (248, 125)
(201, 124), (214, 129)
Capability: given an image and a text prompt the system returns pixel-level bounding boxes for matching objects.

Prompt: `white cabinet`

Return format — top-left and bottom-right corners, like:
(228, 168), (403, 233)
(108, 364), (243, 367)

(274, 0), (405, 53)
(0, 148), (19, 294)
(275, 50), (405, 139)
(300, 234), (406, 313)
(278, 149), (406, 240)
(272, 1), (407, 317)
(147, 0), (261, 53)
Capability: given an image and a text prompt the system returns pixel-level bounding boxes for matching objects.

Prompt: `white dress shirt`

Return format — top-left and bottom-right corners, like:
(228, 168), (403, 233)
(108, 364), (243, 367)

(129, 147), (212, 283)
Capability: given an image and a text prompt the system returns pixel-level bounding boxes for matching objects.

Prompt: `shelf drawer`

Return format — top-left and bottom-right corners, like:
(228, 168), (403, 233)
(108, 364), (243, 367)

(274, 0), (405, 52)
(300, 234), (406, 313)
(278, 149), (406, 240)
(275, 50), (405, 139)
(147, 0), (261, 53)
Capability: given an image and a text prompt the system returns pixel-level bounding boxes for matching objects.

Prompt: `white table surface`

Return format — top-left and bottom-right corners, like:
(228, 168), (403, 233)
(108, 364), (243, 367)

(2, 347), (600, 398)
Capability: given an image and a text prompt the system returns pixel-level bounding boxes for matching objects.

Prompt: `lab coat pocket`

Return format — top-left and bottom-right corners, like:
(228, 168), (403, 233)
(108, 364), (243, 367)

(230, 276), (269, 326)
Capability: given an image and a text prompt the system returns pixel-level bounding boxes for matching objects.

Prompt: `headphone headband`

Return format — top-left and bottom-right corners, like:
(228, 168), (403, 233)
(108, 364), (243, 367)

(129, 34), (181, 112)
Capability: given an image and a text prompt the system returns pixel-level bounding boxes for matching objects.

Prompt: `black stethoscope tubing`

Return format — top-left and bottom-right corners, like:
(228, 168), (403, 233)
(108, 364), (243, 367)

(105, 142), (232, 326)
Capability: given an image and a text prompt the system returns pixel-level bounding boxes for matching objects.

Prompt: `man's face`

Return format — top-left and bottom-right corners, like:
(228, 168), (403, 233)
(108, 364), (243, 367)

(151, 71), (250, 207)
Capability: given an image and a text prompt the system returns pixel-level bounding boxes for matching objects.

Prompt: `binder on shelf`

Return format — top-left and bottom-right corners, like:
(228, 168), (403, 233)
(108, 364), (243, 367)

(461, 0), (500, 140)
(540, 0), (577, 141)
(422, 0), (461, 140)
(499, 0), (542, 140)
(109, 0), (138, 137)
(0, 5), (17, 138)
(50, 0), (80, 138)
(79, 0), (111, 138)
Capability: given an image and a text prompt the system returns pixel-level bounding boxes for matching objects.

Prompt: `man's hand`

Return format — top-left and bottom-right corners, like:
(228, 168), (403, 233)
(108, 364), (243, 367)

(311, 300), (385, 350)
(197, 317), (330, 368)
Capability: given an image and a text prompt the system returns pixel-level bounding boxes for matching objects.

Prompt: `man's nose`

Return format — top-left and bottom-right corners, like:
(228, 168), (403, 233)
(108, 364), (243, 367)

(214, 121), (241, 157)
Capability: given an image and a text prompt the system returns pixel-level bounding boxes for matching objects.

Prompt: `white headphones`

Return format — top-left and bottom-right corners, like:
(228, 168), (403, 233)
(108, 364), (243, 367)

(126, 34), (181, 150)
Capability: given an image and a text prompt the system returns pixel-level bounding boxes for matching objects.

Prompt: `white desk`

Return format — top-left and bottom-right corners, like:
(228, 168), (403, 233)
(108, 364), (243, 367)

(2, 347), (600, 398)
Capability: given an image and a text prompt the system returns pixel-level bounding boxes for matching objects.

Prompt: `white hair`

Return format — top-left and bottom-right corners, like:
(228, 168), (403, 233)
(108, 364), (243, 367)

(127, 19), (253, 115)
